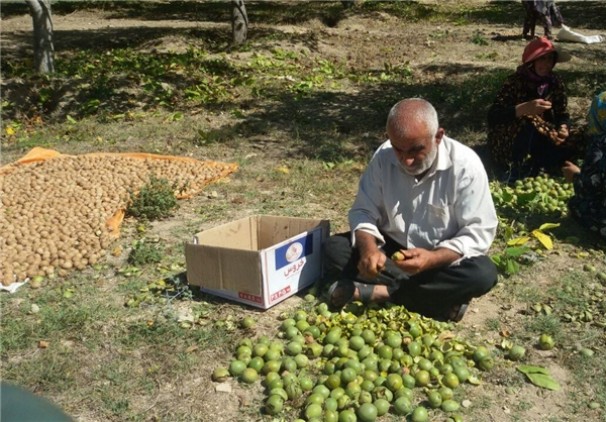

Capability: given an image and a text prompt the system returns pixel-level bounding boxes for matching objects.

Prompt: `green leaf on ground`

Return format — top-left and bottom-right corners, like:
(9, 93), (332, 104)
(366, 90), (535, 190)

(517, 365), (561, 390)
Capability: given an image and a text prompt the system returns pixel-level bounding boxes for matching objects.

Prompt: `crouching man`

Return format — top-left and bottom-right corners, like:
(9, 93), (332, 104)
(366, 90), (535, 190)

(324, 98), (498, 322)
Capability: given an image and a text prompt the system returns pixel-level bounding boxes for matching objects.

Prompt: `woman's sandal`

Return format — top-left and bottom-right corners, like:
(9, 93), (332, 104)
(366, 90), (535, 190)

(326, 280), (374, 309)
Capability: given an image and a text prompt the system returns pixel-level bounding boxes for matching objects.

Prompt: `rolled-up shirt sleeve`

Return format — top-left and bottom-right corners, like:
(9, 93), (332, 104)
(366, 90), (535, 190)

(348, 153), (386, 247)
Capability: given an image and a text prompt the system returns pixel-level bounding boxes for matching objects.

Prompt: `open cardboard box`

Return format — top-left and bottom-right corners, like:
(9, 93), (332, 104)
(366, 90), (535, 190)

(185, 215), (330, 309)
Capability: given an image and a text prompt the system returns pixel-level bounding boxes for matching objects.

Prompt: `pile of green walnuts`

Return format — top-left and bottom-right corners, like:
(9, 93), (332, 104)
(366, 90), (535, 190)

(490, 174), (574, 217)
(213, 302), (495, 422)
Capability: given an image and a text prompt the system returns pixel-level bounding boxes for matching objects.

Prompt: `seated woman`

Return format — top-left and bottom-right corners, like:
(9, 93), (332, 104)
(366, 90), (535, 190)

(561, 91), (606, 239)
(487, 37), (576, 182)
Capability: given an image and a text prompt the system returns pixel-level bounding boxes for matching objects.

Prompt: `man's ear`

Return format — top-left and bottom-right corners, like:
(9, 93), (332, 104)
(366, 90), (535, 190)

(435, 128), (445, 144)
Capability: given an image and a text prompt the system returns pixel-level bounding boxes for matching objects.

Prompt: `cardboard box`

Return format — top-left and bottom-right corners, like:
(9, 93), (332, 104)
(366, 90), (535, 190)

(185, 215), (330, 309)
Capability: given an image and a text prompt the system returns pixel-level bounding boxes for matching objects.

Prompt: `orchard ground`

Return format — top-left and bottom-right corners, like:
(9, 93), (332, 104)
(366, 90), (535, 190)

(1, 2), (606, 421)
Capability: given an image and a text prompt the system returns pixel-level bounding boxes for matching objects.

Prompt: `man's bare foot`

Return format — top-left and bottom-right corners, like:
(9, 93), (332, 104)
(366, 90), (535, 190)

(327, 281), (393, 308)
(327, 280), (356, 308)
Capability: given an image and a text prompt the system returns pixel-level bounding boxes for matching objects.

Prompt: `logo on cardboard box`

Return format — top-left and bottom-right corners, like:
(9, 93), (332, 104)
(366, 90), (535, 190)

(274, 233), (313, 270)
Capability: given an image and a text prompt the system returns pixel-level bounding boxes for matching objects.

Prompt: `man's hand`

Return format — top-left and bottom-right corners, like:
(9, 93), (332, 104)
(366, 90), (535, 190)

(561, 160), (580, 182)
(393, 248), (431, 274)
(393, 247), (461, 274)
(358, 249), (386, 279)
(355, 231), (386, 279)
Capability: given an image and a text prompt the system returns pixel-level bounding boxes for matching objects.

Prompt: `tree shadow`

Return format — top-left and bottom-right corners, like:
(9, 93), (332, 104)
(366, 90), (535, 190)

(3, 43), (603, 169)
(0, 0), (349, 27)
(551, 216), (606, 250)
(188, 66), (512, 163)
(1, 24), (324, 60)
(491, 34), (524, 42)
(3, 1), (604, 175)
(468, 0), (606, 30)
(187, 51), (604, 168)
(4, 0), (605, 29)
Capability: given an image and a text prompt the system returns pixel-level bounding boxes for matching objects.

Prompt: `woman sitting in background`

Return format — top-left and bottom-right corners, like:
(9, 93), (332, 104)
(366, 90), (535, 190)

(561, 91), (606, 239)
(487, 36), (575, 183)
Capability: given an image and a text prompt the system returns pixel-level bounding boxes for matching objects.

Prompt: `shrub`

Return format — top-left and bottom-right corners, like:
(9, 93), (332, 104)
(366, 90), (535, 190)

(127, 240), (162, 266)
(127, 175), (178, 220)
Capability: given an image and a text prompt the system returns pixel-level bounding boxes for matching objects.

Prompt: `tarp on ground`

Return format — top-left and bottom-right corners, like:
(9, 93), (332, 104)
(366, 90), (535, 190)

(0, 147), (238, 289)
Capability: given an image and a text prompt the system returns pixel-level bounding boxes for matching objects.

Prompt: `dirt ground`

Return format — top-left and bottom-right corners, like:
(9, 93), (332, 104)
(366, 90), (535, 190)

(1, 2), (606, 422)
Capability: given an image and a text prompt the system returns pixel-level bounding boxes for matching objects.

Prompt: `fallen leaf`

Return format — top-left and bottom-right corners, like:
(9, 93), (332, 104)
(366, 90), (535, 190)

(517, 365), (560, 390)
(507, 236), (530, 246)
(525, 373), (561, 390)
(538, 222), (560, 231)
(275, 165), (290, 174)
(532, 230), (553, 250)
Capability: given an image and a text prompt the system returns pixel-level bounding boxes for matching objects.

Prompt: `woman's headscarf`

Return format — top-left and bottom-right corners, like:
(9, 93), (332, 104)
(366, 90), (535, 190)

(587, 91), (606, 136)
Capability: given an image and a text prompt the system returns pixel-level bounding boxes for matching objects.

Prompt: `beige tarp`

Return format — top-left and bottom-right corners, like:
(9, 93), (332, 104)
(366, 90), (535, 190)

(0, 147), (238, 287)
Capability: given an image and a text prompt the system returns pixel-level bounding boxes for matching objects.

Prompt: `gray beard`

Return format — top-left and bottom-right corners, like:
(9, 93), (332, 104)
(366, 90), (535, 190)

(401, 145), (438, 176)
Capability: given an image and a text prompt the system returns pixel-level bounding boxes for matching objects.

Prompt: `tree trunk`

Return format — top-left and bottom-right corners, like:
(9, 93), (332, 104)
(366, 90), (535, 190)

(231, 0), (248, 46)
(25, 0), (55, 73)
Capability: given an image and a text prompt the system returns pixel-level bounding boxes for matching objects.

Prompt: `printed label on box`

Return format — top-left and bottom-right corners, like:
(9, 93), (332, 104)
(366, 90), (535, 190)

(238, 291), (263, 304)
(274, 233), (314, 270)
(280, 257), (306, 279)
(269, 285), (291, 303)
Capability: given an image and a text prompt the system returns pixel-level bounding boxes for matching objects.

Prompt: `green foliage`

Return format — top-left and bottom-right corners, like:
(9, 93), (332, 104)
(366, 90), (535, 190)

(123, 272), (194, 308)
(6, 47), (245, 119)
(126, 175), (179, 221)
(127, 240), (162, 266)
(491, 246), (529, 276)
(550, 270), (606, 328)
(439, 67), (509, 123)
(471, 31), (488, 46)
(489, 175), (575, 276)
(491, 175), (573, 217)
(525, 313), (561, 338)
(484, 317), (501, 332)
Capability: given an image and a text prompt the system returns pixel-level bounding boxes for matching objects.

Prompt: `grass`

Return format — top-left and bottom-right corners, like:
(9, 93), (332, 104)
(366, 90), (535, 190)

(484, 317), (501, 332)
(2, 1), (606, 421)
(1, 267), (235, 420)
(487, 258), (606, 417)
(0, 211), (233, 417)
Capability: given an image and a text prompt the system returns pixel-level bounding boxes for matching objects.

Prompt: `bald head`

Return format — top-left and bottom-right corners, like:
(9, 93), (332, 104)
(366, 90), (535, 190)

(386, 98), (439, 141)
(385, 98), (443, 177)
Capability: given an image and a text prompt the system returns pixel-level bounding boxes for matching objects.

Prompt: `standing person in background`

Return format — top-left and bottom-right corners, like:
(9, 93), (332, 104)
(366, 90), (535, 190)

(487, 36), (576, 183)
(522, 0), (565, 40)
(561, 91), (606, 239)
(323, 98), (499, 322)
